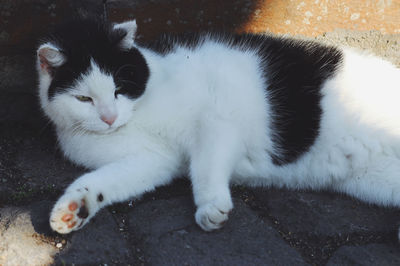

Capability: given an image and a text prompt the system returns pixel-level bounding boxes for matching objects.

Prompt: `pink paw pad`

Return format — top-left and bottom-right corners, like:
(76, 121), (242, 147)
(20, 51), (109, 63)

(61, 213), (73, 222)
(68, 202), (78, 211)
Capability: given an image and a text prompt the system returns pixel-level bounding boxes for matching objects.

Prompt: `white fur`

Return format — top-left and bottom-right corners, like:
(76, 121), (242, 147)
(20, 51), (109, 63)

(113, 20), (137, 50)
(37, 43), (66, 68)
(38, 22), (400, 235)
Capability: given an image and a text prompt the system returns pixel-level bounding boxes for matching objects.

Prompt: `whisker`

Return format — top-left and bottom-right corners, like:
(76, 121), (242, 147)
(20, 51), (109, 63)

(70, 121), (86, 136)
(38, 118), (53, 136)
(114, 64), (137, 77)
(117, 79), (139, 87)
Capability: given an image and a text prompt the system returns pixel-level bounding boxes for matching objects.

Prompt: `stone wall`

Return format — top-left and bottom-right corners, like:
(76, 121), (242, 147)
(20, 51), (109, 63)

(243, 0), (400, 36)
(1, 0), (399, 93)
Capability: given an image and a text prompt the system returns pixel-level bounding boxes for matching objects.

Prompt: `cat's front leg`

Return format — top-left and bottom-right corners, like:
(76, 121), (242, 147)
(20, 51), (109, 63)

(190, 123), (244, 231)
(50, 153), (179, 234)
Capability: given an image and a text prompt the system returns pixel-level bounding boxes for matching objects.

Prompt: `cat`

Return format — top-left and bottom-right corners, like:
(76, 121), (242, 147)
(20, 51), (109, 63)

(37, 18), (400, 237)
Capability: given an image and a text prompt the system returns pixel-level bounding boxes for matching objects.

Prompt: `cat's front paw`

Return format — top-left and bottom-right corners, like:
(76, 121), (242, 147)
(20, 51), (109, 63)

(195, 200), (233, 231)
(50, 191), (93, 234)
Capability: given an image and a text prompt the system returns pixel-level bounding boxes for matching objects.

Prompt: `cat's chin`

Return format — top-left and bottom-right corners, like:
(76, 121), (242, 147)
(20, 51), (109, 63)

(76, 124), (125, 135)
(95, 125), (125, 135)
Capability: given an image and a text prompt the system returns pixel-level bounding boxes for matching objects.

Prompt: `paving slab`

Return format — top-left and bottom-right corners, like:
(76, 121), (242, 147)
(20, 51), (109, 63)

(239, 187), (400, 264)
(54, 209), (134, 265)
(127, 196), (307, 265)
(251, 188), (400, 237)
(327, 243), (400, 266)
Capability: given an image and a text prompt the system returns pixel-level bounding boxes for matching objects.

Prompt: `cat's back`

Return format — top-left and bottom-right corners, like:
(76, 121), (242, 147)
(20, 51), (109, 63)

(137, 31), (346, 166)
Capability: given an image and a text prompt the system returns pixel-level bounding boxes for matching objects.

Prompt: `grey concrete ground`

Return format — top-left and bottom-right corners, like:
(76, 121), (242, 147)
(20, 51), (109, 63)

(1, 1), (400, 265)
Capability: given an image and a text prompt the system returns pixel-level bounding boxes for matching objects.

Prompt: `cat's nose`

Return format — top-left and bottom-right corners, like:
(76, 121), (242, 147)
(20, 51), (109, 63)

(101, 115), (117, 126)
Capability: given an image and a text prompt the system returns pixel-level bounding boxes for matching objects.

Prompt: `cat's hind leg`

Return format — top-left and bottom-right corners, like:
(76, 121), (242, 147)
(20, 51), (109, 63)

(332, 155), (400, 238)
(333, 155), (400, 207)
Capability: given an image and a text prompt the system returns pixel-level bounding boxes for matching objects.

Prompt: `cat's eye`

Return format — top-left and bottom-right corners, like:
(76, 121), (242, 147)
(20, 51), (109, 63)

(114, 87), (122, 98)
(75, 95), (93, 102)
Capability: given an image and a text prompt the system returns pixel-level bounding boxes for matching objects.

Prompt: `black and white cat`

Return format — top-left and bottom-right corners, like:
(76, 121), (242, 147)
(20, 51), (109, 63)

(37, 18), (400, 236)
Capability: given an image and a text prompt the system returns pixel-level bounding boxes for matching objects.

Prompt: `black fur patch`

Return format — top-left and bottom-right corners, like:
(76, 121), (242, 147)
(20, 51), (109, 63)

(137, 32), (207, 55)
(138, 32), (343, 165)
(77, 205), (89, 219)
(255, 37), (343, 165)
(97, 193), (104, 202)
(41, 18), (149, 100)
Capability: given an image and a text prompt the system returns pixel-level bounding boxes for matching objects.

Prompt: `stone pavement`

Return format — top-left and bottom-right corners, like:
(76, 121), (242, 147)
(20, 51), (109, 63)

(2, 1), (400, 265)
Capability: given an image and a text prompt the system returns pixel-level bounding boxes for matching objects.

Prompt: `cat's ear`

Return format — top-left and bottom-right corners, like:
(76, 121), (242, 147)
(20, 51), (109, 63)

(37, 43), (66, 74)
(113, 20), (137, 49)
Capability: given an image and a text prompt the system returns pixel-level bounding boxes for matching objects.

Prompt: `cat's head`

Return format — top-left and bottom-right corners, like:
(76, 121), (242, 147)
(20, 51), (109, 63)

(37, 18), (149, 134)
